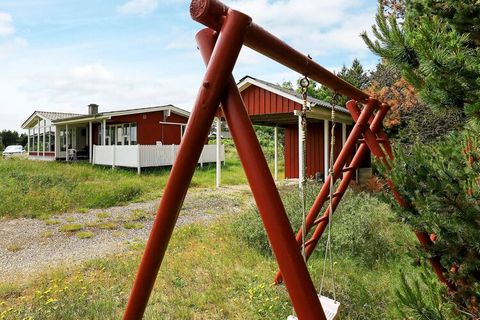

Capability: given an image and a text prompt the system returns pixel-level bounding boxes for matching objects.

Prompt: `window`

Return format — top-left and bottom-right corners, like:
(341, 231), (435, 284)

(130, 123), (137, 145)
(60, 129), (66, 151)
(49, 131), (55, 152)
(102, 123), (137, 146)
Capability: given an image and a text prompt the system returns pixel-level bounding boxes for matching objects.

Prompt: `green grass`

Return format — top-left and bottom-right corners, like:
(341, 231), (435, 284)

(123, 221), (144, 230)
(96, 221), (118, 230)
(76, 231), (95, 239)
(0, 190), (442, 319)
(0, 151), (255, 219)
(59, 224), (83, 233)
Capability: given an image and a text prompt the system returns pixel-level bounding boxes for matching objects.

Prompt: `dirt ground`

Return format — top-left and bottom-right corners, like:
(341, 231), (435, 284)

(0, 186), (253, 283)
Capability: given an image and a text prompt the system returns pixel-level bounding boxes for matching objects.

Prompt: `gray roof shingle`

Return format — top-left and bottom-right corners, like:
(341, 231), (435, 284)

(37, 111), (84, 121)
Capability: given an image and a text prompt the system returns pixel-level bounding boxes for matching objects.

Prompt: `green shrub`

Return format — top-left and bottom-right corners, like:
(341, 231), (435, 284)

(332, 191), (414, 265)
(232, 183), (321, 256)
(123, 221), (143, 230)
(77, 231), (94, 239)
(233, 185), (413, 266)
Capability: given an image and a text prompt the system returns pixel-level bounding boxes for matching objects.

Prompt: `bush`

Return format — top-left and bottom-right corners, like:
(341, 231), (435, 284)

(232, 183), (320, 256)
(233, 184), (412, 266)
(384, 122), (480, 315)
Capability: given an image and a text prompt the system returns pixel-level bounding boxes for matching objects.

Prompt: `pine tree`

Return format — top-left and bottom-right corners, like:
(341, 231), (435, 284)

(362, 1), (480, 317)
(361, 1), (480, 117)
(384, 122), (480, 317)
(409, 0), (480, 46)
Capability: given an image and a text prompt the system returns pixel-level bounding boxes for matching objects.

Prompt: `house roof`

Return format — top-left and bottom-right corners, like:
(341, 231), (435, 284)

(21, 111), (84, 129)
(237, 75), (350, 114)
(49, 105), (190, 124)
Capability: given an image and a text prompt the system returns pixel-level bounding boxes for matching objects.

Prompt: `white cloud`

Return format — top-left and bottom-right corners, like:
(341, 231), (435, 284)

(70, 64), (114, 82)
(224, 0), (376, 59)
(0, 37), (27, 59)
(0, 12), (15, 37)
(20, 63), (199, 118)
(117, 0), (158, 15)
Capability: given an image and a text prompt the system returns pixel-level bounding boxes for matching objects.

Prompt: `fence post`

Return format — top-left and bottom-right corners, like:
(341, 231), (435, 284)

(216, 117), (221, 188)
(92, 145), (95, 166)
(137, 144), (141, 175)
(274, 126), (278, 181)
(112, 145), (116, 169)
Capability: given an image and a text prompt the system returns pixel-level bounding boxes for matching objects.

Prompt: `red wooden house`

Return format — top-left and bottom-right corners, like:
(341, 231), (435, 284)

(237, 76), (371, 181)
(21, 104), (223, 172)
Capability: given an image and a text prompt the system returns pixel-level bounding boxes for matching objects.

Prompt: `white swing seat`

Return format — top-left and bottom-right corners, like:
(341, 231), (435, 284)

(287, 295), (340, 320)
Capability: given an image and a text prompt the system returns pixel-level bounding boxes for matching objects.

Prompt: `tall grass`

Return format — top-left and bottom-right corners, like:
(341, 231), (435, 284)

(0, 188), (460, 319)
(231, 185), (443, 318)
(0, 221), (292, 319)
(0, 156), (248, 219)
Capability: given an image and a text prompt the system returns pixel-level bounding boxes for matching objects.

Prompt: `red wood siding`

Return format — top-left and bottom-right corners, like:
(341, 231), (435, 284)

(284, 125), (298, 179)
(241, 85), (301, 115)
(93, 123), (99, 145)
(285, 122), (326, 179)
(284, 123), (358, 179)
(238, 83), (371, 179)
(92, 111), (188, 145)
(29, 152), (54, 157)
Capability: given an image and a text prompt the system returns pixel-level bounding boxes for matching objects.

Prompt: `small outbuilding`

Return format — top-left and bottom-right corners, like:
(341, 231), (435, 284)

(236, 76), (371, 181)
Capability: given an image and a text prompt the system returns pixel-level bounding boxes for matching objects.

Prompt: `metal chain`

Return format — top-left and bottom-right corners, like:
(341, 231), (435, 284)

(299, 76), (309, 263)
(320, 91), (339, 301)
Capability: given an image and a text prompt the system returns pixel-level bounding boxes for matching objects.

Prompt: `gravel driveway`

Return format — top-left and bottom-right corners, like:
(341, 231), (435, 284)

(0, 186), (252, 283)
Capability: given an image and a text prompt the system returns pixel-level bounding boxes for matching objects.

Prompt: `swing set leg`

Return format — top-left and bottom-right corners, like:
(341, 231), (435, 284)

(197, 28), (326, 320)
(124, 12), (327, 320)
(123, 10), (251, 320)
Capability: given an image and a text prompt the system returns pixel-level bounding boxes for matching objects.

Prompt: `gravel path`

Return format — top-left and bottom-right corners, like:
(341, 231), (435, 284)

(0, 186), (252, 283)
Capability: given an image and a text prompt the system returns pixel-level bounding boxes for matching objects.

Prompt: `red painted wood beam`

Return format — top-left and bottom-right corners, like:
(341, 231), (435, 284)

(123, 10), (252, 319)
(347, 103), (392, 169)
(303, 105), (390, 260)
(275, 99), (385, 283)
(198, 28), (327, 320)
(190, 0), (370, 103)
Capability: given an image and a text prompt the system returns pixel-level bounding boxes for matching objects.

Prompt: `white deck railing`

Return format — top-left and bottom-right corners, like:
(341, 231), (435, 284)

(93, 144), (224, 173)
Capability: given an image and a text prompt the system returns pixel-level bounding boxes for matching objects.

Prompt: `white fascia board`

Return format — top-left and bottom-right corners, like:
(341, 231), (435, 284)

(104, 106), (190, 119)
(53, 116), (110, 125)
(21, 112), (49, 129)
(293, 109), (353, 125)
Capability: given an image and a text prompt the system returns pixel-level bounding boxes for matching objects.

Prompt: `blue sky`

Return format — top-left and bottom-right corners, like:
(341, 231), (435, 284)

(0, 0), (380, 131)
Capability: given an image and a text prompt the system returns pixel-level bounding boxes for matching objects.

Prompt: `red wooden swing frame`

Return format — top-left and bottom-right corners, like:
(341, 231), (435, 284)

(123, 1), (453, 319)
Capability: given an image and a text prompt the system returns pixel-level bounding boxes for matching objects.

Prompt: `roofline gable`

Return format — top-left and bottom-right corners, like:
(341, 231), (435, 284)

(52, 105), (191, 124)
(237, 77), (308, 107)
(237, 76), (350, 114)
(21, 111), (49, 129)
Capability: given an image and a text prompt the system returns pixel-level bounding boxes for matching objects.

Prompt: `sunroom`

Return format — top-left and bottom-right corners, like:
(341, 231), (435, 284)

(21, 111), (84, 161)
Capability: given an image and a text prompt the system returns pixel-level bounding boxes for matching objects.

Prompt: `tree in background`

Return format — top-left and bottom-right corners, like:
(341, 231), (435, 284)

(286, 59), (370, 107)
(366, 63), (464, 144)
(0, 130), (27, 148)
(361, 1), (480, 117)
(363, 0), (480, 317)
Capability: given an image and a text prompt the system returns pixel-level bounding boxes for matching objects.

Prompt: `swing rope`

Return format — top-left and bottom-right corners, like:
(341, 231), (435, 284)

(289, 78), (341, 320)
(298, 77), (339, 300)
(299, 76), (310, 263)
(319, 91), (339, 302)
